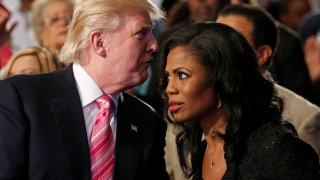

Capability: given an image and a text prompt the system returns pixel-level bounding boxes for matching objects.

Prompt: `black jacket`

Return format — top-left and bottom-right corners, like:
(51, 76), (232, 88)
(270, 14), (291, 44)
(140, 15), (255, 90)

(0, 65), (169, 180)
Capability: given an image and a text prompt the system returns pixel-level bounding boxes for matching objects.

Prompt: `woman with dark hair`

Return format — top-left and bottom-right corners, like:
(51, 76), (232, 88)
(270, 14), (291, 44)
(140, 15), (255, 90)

(160, 22), (320, 179)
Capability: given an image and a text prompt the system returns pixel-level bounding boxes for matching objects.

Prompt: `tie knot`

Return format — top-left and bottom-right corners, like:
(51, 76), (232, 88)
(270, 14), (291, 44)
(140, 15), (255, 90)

(96, 95), (112, 109)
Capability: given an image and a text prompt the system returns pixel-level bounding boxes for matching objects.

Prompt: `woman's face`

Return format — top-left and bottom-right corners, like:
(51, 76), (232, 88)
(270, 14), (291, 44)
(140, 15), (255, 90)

(165, 46), (218, 122)
(9, 55), (41, 76)
(40, 1), (73, 54)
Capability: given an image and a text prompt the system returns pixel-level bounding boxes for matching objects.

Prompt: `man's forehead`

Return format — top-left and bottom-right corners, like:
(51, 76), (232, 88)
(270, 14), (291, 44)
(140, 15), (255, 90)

(217, 16), (253, 33)
(125, 13), (153, 28)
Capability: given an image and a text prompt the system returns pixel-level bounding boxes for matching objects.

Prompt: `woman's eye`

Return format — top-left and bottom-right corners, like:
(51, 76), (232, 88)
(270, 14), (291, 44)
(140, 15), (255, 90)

(178, 72), (188, 79)
(166, 74), (171, 81)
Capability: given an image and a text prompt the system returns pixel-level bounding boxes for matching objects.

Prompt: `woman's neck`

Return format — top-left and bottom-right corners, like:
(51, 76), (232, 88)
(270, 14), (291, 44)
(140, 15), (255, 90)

(201, 109), (227, 180)
(200, 108), (226, 142)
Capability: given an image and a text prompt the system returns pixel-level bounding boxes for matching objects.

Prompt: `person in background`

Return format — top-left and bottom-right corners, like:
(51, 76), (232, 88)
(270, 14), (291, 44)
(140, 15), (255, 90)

(32, 0), (73, 56)
(266, 0), (311, 31)
(1, 46), (63, 79)
(301, 22), (320, 98)
(160, 22), (319, 179)
(7, 0), (39, 53)
(0, 2), (15, 46)
(0, 0), (169, 179)
(0, 2), (16, 68)
(304, 27), (320, 100)
(263, 0), (318, 105)
(231, 0), (259, 6)
(216, 3), (320, 157)
(299, 9), (320, 42)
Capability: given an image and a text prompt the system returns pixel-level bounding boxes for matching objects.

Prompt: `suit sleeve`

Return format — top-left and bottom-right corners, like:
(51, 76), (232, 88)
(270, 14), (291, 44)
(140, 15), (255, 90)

(0, 80), (29, 179)
(140, 111), (169, 180)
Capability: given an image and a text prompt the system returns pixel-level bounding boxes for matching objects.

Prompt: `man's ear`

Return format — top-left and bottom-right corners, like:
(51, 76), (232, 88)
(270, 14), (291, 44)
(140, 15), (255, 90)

(255, 45), (273, 67)
(90, 31), (106, 57)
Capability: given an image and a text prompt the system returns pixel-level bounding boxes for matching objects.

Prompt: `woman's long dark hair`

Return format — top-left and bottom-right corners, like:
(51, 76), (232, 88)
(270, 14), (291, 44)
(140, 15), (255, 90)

(159, 22), (283, 179)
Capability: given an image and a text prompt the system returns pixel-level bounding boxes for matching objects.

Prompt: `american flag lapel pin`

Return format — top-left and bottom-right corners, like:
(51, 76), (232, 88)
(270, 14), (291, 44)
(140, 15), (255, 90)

(131, 123), (138, 133)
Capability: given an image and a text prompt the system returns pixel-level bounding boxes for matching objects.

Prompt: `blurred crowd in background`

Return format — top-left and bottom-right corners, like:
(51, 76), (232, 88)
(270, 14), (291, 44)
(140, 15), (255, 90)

(1, 0), (320, 179)
(2, 0), (320, 111)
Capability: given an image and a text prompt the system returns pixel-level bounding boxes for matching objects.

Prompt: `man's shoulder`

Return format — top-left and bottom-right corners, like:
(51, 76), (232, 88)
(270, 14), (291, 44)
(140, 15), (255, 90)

(121, 92), (158, 114)
(275, 84), (320, 123)
(120, 92), (165, 130)
(276, 84), (319, 109)
(0, 69), (66, 96)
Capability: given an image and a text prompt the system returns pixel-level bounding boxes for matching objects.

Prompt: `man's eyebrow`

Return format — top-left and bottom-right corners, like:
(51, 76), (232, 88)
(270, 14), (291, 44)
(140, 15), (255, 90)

(140, 23), (154, 30)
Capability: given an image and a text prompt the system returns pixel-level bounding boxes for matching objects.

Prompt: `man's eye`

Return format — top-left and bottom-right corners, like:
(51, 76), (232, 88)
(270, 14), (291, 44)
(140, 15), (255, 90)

(136, 30), (147, 38)
(178, 72), (188, 79)
(135, 28), (152, 39)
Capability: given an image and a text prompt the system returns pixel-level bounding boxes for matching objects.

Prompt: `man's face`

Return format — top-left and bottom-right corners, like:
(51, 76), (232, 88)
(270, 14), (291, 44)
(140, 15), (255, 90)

(187, 0), (226, 21)
(280, 0), (310, 31)
(102, 8), (157, 91)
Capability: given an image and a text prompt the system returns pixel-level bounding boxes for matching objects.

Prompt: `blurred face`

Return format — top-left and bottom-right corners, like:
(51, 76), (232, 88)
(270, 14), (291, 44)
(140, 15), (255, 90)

(187, 0), (226, 21)
(165, 46), (218, 122)
(9, 55), (41, 76)
(41, 1), (73, 54)
(280, 0), (310, 30)
(101, 8), (157, 91)
(216, 15), (255, 47)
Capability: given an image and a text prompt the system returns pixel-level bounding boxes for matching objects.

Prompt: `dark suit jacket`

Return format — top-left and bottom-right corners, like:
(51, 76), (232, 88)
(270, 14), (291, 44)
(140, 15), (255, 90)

(0, 66), (169, 180)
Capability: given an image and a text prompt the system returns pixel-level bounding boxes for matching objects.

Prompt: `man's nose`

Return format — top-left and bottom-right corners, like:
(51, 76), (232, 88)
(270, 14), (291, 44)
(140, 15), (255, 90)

(148, 33), (158, 53)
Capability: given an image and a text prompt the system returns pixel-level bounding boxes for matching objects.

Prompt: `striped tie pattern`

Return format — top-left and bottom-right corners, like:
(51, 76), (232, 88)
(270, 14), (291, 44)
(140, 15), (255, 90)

(90, 95), (114, 180)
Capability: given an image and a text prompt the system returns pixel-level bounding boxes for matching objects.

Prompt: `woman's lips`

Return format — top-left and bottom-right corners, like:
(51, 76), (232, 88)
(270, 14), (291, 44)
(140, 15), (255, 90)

(168, 101), (184, 113)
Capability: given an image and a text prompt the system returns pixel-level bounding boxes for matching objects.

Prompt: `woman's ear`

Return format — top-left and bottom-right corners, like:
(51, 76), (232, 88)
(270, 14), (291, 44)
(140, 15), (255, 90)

(90, 31), (106, 57)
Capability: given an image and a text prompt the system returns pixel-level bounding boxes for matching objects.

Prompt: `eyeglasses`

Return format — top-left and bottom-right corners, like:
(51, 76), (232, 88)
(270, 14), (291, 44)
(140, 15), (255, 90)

(43, 14), (72, 26)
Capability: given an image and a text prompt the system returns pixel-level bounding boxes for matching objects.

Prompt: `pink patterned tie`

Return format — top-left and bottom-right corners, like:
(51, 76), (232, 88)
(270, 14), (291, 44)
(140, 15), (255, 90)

(90, 95), (115, 180)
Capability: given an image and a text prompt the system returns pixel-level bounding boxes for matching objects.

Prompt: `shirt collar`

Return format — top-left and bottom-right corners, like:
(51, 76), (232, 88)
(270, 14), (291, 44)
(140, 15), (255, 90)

(72, 62), (119, 111)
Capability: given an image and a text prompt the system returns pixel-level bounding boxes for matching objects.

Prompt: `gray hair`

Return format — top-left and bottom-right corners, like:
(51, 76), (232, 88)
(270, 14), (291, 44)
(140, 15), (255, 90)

(32, 0), (74, 44)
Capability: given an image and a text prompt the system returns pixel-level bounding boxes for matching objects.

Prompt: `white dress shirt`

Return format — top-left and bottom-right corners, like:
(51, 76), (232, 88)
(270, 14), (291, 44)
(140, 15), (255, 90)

(73, 62), (119, 144)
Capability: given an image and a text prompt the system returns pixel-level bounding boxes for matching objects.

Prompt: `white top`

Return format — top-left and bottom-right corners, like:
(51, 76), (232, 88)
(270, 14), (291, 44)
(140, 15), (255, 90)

(8, 10), (39, 52)
(73, 62), (119, 144)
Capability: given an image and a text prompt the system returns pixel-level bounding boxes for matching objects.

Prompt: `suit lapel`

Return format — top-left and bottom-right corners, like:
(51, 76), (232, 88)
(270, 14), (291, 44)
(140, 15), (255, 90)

(49, 66), (91, 179)
(114, 93), (141, 180)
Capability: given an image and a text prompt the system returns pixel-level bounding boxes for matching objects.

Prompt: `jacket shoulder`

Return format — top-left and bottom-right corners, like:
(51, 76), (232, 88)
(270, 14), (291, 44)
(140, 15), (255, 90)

(121, 92), (159, 115)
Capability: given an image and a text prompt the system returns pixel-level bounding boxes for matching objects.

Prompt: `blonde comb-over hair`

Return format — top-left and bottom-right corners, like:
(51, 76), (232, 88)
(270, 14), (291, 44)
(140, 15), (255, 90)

(59, 0), (165, 64)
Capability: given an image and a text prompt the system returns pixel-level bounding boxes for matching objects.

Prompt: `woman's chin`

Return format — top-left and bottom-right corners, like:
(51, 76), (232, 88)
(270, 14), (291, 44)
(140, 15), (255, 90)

(172, 114), (190, 123)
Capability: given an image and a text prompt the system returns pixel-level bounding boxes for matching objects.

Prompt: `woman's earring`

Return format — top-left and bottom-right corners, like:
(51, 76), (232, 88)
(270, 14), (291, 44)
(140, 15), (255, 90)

(217, 95), (222, 109)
